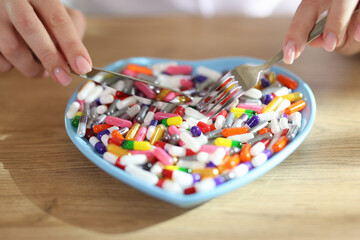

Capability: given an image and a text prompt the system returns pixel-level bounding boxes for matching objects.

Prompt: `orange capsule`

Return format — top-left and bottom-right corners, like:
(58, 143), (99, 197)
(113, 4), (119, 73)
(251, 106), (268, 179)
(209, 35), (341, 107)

(93, 124), (112, 134)
(277, 74), (298, 90)
(156, 89), (172, 101)
(218, 154), (241, 173)
(222, 127), (249, 137)
(192, 168), (219, 178)
(259, 128), (271, 135)
(284, 100), (306, 115)
(240, 144), (252, 162)
(272, 136), (288, 152)
(125, 123), (141, 140)
(111, 129), (125, 139)
(126, 63), (152, 75)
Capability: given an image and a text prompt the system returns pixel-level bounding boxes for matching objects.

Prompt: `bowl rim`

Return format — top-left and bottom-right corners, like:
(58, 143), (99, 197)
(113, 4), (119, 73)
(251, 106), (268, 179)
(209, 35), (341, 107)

(65, 56), (316, 208)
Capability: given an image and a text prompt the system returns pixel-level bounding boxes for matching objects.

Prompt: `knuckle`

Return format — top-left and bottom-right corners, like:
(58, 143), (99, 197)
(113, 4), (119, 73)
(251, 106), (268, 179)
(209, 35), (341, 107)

(38, 48), (57, 64)
(13, 11), (36, 31)
(1, 40), (21, 57)
(65, 40), (82, 52)
(48, 11), (70, 28)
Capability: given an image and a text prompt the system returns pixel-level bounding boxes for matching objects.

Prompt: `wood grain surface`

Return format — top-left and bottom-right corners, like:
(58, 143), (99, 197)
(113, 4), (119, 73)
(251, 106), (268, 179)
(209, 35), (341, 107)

(1, 16), (360, 240)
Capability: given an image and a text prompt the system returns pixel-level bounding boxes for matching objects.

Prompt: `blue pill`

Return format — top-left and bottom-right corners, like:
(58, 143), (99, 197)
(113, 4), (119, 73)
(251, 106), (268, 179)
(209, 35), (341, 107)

(247, 115), (260, 128)
(262, 94), (274, 105)
(261, 77), (270, 88)
(95, 142), (106, 154)
(191, 126), (202, 137)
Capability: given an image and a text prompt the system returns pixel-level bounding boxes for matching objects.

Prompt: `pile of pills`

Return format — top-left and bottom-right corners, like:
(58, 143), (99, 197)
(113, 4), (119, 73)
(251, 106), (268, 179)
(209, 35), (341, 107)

(66, 62), (306, 194)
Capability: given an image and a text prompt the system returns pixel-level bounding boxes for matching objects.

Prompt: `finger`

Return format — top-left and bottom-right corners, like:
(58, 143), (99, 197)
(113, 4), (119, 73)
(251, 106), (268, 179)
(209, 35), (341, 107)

(31, 0), (92, 75)
(308, 35), (326, 47)
(354, 9), (360, 41)
(283, 0), (328, 64)
(323, 0), (358, 52)
(335, 11), (360, 55)
(0, 53), (13, 73)
(6, 0), (72, 86)
(0, 22), (44, 77)
(66, 7), (86, 40)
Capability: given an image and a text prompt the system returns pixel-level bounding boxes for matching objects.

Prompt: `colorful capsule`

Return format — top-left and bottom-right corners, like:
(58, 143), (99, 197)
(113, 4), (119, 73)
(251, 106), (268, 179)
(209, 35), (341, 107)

(222, 127), (249, 137)
(126, 63), (152, 75)
(106, 143), (129, 157)
(277, 74), (298, 90)
(262, 96), (283, 113)
(161, 116), (183, 126)
(125, 123), (141, 140)
(214, 137), (242, 148)
(72, 111), (82, 127)
(122, 140), (151, 151)
(284, 100), (306, 115)
(149, 124), (166, 144)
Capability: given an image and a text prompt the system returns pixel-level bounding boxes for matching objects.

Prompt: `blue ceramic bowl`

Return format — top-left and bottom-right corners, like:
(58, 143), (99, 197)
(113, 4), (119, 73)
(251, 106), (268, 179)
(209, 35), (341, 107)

(65, 57), (316, 208)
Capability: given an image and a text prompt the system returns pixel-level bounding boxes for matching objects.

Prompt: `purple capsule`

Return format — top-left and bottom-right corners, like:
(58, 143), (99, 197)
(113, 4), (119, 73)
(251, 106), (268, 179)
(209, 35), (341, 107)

(150, 119), (158, 127)
(247, 115), (260, 128)
(262, 94), (274, 105)
(194, 75), (207, 83)
(243, 161), (253, 171)
(191, 126), (202, 137)
(95, 142), (106, 154)
(206, 162), (217, 168)
(192, 173), (201, 183)
(214, 176), (226, 186)
(97, 129), (110, 140)
(263, 149), (272, 159)
(261, 77), (270, 88)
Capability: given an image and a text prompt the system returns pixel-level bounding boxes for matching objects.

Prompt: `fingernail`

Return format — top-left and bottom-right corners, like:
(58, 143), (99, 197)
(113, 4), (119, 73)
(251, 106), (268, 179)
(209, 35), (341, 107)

(324, 32), (337, 52)
(54, 67), (72, 86)
(355, 24), (360, 42)
(75, 56), (92, 75)
(284, 40), (295, 64)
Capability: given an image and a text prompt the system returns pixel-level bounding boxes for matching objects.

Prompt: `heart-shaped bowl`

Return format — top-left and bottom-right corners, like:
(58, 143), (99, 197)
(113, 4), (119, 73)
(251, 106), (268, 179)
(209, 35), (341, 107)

(65, 57), (316, 208)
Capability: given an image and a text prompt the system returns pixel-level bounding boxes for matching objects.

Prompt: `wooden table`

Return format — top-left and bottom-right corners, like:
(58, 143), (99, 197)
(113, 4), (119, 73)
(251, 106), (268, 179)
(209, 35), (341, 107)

(1, 16), (360, 240)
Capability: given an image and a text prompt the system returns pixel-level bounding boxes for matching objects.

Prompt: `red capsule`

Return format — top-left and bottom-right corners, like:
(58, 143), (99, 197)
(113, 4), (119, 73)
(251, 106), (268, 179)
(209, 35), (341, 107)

(197, 121), (211, 134)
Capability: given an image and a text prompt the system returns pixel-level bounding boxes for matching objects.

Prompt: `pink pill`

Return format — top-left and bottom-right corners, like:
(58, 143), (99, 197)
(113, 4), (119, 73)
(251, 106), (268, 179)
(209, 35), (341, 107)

(165, 65), (192, 75)
(122, 69), (137, 77)
(154, 147), (174, 165)
(129, 150), (155, 161)
(105, 116), (133, 128)
(237, 104), (263, 114)
(134, 126), (147, 141)
(163, 92), (177, 102)
(135, 82), (156, 99)
(77, 99), (85, 112)
(200, 145), (229, 154)
(154, 112), (179, 120)
(180, 79), (194, 88)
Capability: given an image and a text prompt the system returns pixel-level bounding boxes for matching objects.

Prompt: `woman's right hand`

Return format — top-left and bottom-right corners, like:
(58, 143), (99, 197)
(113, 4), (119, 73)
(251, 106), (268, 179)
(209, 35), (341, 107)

(0, 0), (91, 86)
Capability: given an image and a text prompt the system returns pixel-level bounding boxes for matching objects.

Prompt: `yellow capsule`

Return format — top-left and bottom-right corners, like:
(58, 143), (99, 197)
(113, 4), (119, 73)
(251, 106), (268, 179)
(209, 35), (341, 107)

(164, 165), (179, 171)
(281, 92), (303, 102)
(156, 89), (172, 101)
(231, 108), (256, 117)
(214, 137), (242, 148)
(149, 124), (166, 144)
(125, 123), (140, 140)
(263, 96), (283, 113)
(74, 111), (83, 117)
(253, 79), (263, 90)
(122, 140), (151, 150)
(268, 72), (276, 84)
(192, 168), (219, 178)
(162, 116), (183, 126)
(107, 143), (129, 157)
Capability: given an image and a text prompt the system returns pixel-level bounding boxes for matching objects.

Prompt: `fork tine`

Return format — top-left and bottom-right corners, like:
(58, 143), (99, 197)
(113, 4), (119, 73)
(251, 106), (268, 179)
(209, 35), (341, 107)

(207, 87), (243, 118)
(204, 84), (239, 115)
(196, 72), (233, 110)
(199, 79), (237, 111)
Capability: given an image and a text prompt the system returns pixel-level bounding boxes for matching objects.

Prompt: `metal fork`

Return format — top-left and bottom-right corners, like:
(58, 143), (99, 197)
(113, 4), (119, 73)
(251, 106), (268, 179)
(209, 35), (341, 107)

(197, 13), (328, 118)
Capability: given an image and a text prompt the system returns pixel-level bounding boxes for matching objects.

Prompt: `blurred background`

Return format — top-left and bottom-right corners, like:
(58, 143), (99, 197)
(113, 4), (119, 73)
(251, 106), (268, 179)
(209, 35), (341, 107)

(62, 0), (301, 18)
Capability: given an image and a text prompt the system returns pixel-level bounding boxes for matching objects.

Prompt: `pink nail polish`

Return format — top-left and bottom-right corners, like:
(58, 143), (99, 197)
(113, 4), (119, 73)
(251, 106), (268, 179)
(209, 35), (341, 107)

(355, 24), (360, 42)
(54, 67), (72, 86)
(324, 32), (337, 52)
(284, 41), (295, 64)
(75, 56), (92, 75)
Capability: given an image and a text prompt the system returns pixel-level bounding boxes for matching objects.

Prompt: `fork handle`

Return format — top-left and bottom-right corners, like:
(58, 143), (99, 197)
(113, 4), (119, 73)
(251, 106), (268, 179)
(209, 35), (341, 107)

(260, 13), (328, 70)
